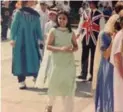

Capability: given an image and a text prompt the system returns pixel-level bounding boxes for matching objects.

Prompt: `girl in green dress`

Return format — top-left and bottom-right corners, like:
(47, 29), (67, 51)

(45, 11), (78, 112)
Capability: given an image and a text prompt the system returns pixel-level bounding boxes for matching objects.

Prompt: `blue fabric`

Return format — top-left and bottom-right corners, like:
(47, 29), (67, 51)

(11, 9), (42, 76)
(95, 32), (114, 112)
(100, 33), (111, 51)
(103, 8), (112, 17)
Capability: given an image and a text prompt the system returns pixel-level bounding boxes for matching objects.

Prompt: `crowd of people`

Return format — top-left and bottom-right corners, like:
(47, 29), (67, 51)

(77, 1), (123, 112)
(1, 1), (123, 112)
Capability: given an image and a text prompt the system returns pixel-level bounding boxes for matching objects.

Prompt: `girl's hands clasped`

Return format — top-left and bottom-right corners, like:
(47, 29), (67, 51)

(60, 45), (73, 52)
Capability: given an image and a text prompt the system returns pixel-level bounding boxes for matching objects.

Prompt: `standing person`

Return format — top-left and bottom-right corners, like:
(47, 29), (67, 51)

(7, 1), (22, 40)
(62, 1), (71, 13)
(44, 9), (57, 39)
(11, 1), (22, 21)
(10, 1), (43, 89)
(77, 1), (102, 81)
(92, 2), (123, 92)
(103, 2), (112, 22)
(35, 9), (57, 88)
(44, 11), (78, 112)
(35, 1), (49, 57)
(110, 16), (123, 112)
(1, 1), (12, 41)
(35, 1), (49, 39)
(95, 14), (119, 112)
(78, 2), (90, 18)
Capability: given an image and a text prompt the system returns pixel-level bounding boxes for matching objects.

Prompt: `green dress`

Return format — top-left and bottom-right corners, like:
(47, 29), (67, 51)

(10, 7), (42, 77)
(48, 28), (76, 96)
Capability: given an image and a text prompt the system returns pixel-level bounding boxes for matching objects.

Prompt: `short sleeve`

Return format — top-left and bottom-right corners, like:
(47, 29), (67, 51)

(48, 28), (56, 37)
(100, 32), (111, 51)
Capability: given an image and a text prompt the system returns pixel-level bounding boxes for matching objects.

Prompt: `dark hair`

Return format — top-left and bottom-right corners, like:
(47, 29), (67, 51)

(55, 11), (72, 33)
(114, 18), (121, 31)
(89, 1), (98, 8)
(114, 2), (123, 14)
(120, 16), (123, 28)
(21, 1), (28, 7)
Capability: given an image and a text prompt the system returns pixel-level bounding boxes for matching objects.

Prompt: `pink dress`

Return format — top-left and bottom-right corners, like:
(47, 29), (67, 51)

(110, 29), (123, 112)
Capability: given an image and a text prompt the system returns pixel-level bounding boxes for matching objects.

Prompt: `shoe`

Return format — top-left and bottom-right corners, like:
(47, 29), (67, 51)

(19, 82), (27, 89)
(2, 37), (7, 41)
(77, 75), (86, 80)
(32, 77), (37, 83)
(44, 106), (52, 112)
(88, 77), (92, 82)
(81, 79), (87, 82)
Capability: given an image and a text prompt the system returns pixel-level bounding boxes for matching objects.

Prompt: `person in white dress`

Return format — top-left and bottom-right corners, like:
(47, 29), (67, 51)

(62, 1), (71, 13)
(35, 10), (57, 88)
(34, 1), (49, 58)
(44, 10), (57, 38)
(35, 1), (49, 39)
(110, 16), (123, 112)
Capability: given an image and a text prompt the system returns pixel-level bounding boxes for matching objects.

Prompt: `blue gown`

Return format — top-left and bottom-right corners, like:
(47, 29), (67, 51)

(11, 7), (42, 77)
(95, 32), (114, 112)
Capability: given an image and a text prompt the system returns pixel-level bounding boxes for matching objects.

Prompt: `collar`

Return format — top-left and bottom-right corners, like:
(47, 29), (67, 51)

(20, 7), (40, 17)
(92, 8), (97, 14)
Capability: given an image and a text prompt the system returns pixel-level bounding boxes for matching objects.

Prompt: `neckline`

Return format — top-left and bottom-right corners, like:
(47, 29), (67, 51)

(57, 27), (68, 32)
(20, 7), (40, 17)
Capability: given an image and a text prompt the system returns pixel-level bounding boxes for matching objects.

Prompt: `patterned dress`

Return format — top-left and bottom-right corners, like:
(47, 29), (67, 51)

(48, 28), (76, 96)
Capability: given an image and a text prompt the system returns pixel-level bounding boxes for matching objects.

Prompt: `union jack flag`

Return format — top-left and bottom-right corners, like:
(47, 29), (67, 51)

(81, 11), (103, 45)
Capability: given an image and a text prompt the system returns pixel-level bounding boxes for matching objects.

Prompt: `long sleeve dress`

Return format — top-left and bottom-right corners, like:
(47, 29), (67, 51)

(11, 7), (42, 77)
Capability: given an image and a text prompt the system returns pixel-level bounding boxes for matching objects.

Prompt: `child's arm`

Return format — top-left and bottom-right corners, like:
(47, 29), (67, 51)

(114, 53), (123, 80)
(71, 32), (78, 52)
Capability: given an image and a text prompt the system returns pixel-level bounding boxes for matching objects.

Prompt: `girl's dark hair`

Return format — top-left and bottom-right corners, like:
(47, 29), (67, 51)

(55, 11), (72, 33)
(21, 1), (28, 7)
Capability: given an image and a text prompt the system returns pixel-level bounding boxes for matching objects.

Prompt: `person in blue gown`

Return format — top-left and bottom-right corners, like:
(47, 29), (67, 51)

(95, 14), (119, 112)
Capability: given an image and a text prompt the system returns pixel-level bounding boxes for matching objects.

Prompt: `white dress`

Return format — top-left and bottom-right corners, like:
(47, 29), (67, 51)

(35, 21), (56, 88)
(110, 29), (123, 112)
(34, 6), (49, 57)
(92, 31), (103, 91)
(35, 6), (49, 38)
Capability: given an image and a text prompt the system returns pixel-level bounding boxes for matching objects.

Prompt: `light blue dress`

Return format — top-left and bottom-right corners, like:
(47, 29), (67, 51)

(95, 32), (114, 112)
(11, 7), (42, 77)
